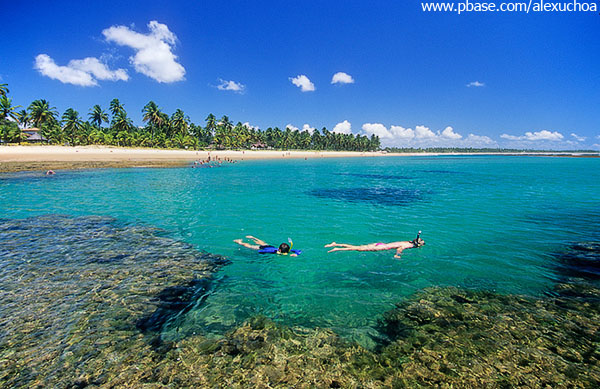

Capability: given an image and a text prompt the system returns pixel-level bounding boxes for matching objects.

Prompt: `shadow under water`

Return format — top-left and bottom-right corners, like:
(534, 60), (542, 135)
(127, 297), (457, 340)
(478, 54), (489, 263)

(309, 187), (426, 206)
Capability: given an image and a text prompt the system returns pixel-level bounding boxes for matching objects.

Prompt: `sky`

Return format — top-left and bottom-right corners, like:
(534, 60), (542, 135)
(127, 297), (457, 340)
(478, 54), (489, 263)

(1, 0), (599, 149)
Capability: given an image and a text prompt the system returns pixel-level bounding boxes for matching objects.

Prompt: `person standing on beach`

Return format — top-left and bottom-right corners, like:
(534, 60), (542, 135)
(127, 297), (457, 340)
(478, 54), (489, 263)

(325, 232), (424, 259)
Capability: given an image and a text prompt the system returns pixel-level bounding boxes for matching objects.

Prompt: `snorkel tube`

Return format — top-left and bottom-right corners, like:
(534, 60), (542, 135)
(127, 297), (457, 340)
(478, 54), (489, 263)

(412, 231), (423, 247)
(288, 237), (293, 250)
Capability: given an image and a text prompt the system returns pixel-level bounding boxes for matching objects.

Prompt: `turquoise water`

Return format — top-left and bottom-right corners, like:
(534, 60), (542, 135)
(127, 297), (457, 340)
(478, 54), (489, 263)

(1, 156), (599, 345)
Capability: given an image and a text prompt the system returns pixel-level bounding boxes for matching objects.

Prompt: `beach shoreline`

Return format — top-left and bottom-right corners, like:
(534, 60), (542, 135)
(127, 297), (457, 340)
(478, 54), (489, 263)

(1, 145), (597, 173)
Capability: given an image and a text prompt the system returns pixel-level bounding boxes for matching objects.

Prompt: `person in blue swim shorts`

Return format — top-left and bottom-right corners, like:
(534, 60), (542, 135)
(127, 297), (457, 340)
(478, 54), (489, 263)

(234, 235), (301, 256)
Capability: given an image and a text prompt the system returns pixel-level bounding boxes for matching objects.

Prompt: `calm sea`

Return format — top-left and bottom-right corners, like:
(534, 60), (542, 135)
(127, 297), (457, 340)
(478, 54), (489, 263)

(1, 156), (599, 345)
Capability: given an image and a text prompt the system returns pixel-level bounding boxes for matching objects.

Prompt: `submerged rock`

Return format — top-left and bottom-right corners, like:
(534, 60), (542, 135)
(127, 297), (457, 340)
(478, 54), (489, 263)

(0, 215), (227, 387)
(1, 216), (599, 387)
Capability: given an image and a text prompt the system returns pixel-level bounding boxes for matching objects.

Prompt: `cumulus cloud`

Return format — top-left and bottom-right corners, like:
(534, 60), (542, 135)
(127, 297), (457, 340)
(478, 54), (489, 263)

(331, 72), (354, 85)
(242, 122), (259, 130)
(285, 124), (299, 131)
(332, 120), (352, 134)
(34, 54), (128, 86)
(501, 130), (564, 141)
(302, 124), (316, 134)
(362, 123), (393, 139)
(102, 20), (185, 83)
(440, 126), (462, 140)
(464, 134), (496, 146)
(216, 79), (245, 93)
(289, 74), (315, 92)
(362, 123), (498, 148)
(571, 133), (586, 142)
(467, 81), (485, 87)
(415, 125), (437, 139)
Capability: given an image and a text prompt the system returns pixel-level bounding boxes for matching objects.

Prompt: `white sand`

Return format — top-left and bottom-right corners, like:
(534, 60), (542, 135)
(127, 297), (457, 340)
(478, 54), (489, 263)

(0, 145), (407, 162)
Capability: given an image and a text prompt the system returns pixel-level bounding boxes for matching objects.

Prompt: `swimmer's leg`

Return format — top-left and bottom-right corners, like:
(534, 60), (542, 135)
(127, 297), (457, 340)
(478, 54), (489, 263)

(325, 242), (355, 248)
(234, 239), (260, 250)
(328, 247), (356, 252)
(245, 235), (268, 246)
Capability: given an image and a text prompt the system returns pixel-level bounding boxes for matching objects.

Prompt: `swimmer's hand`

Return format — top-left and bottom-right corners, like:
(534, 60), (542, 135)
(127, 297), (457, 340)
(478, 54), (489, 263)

(394, 254), (402, 259)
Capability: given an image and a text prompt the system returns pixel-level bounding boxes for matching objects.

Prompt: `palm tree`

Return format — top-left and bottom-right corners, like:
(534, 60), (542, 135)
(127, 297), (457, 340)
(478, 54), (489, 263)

(88, 105), (109, 128)
(0, 83), (8, 97)
(170, 109), (188, 137)
(205, 113), (217, 137)
(109, 98), (124, 117)
(17, 109), (30, 128)
(62, 108), (83, 145)
(142, 101), (165, 128)
(28, 99), (58, 128)
(112, 110), (133, 133)
(0, 96), (21, 122)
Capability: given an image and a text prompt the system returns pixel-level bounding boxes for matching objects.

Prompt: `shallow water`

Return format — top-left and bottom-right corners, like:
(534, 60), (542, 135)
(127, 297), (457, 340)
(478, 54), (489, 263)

(1, 156), (600, 348)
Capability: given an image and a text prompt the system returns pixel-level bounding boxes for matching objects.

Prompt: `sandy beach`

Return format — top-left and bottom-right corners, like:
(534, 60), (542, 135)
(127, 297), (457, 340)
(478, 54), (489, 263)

(1, 145), (597, 173)
(0, 145), (396, 172)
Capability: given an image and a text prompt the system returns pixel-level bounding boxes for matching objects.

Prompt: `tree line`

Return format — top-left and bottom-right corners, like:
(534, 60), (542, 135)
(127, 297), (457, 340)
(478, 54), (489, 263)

(0, 85), (380, 151)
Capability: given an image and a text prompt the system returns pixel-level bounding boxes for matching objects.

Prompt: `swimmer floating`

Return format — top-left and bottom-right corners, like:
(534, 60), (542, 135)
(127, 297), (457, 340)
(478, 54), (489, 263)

(325, 231), (425, 259)
(234, 235), (302, 256)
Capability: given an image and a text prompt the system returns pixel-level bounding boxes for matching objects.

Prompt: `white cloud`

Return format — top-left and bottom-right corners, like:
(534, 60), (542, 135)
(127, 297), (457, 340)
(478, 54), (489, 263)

(102, 20), (185, 83)
(285, 124), (299, 131)
(242, 122), (259, 130)
(289, 74), (315, 92)
(362, 123), (393, 139)
(389, 126), (415, 140)
(440, 126), (462, 140)
(501, 130), (564, 141)
(34, 54), (128, 86)
(362, 123), (499, 148)
(331, 72), (354, 85)
(302, 124), (316, 134)
(415, 125), (437, 139)
(464, 134), (496, 147)
(467, 81), (485, 87)
(332, 120), (352, 134)
(217, 79), (245, 93)
(571, 133), (586, 142)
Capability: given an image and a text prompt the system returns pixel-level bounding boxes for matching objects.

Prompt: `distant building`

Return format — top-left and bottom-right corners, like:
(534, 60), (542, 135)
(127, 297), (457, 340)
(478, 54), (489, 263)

(21, 128), (47, 143)
(251, 142), (267, 149)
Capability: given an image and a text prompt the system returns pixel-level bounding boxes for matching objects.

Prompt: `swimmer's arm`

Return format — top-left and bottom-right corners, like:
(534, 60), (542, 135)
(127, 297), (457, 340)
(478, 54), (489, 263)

(393, 248), (404, 259)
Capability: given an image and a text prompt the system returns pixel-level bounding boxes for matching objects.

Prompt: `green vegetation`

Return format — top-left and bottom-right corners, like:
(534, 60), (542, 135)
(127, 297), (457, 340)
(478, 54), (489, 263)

(0, 84), (380, 151)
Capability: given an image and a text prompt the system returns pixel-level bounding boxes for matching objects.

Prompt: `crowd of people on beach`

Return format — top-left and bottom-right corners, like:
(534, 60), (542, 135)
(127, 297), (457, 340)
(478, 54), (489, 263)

(192, 155), (239, 168)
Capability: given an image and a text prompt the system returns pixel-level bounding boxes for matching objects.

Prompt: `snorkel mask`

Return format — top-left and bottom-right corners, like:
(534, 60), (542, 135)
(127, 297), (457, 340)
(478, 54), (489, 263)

(413, 231), (425, 247)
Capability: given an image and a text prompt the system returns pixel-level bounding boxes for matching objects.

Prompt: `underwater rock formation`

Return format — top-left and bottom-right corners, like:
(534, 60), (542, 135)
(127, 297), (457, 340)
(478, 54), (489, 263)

(1, 216), (599, 387)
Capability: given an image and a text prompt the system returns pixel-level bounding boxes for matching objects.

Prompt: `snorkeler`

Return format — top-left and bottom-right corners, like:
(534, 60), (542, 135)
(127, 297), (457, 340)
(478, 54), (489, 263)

(325, 231), (425, 259)
(234, 235), (302, 256)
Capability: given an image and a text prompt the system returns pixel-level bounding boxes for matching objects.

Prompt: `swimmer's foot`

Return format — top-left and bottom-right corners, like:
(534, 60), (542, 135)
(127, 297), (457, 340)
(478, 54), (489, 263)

(324, 242), (337, 247)
(233, 239), (243, 244)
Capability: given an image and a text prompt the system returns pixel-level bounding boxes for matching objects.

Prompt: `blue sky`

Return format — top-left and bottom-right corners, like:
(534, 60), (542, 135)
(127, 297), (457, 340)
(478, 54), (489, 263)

(1, 0), (599, 149)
